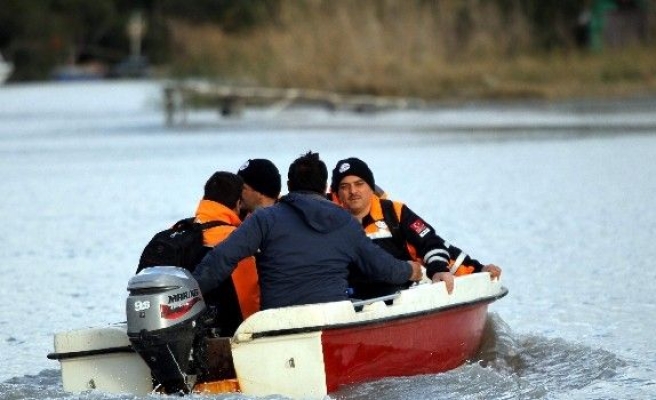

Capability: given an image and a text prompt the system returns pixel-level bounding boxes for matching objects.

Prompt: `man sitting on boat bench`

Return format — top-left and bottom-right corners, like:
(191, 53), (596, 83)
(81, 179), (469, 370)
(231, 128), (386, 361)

(329, 157), (502, 300)
(195, 171), (260, 336)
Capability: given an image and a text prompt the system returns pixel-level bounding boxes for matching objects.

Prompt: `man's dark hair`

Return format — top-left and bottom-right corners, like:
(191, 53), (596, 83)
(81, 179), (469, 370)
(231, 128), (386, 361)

(287, 151), (328, 194)
(203, 171), (243, 209)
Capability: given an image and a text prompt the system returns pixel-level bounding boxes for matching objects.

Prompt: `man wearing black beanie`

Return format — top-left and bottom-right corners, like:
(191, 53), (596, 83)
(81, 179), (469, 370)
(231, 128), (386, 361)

(330, 157), (502, 299)
(237, 158), (281, 213)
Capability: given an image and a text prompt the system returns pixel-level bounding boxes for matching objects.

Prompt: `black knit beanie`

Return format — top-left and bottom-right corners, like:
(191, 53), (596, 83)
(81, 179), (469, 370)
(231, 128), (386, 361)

(330, 157), (375, 193)
(237, 159), (281, 199)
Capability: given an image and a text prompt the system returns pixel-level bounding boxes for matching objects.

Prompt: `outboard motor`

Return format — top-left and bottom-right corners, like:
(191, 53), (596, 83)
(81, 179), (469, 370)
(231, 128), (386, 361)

(126, 266), (208, 394)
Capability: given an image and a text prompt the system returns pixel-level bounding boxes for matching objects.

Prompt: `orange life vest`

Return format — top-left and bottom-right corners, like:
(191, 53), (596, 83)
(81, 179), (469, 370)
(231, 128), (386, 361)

(195, 199), (260, 319)
(365, 196), (419, 261)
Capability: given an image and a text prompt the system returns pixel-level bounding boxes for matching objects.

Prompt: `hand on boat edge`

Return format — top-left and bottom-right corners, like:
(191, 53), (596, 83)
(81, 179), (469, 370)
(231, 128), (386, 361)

(408, 261), (423, 282)
(482, 264), (502, 280)
(431, 271), (454, 294)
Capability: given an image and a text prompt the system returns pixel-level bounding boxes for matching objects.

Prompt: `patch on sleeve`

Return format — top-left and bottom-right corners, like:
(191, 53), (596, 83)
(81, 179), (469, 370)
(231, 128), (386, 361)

(410, 219), (431, 238)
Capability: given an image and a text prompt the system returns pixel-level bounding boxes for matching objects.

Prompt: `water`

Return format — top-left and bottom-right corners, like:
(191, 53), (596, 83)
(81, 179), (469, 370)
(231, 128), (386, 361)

(1, 81), (655, 400)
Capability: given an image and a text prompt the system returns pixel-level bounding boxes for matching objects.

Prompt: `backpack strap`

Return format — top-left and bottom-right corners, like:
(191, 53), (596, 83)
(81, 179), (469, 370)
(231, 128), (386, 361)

(380, 199), (411, 260)
(172, 218), (232, 232)
(198, 220), (231, 230)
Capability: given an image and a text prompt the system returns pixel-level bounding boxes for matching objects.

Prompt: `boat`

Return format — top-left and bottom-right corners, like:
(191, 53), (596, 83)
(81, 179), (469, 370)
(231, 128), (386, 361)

(50, 62), (107, 81)
(47, 266), (507, 399)
(0, 52), (13, 84)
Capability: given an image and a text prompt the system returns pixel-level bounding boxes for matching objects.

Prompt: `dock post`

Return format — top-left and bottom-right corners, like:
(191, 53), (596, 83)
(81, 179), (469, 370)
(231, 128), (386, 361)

(164, 86), (175, 126)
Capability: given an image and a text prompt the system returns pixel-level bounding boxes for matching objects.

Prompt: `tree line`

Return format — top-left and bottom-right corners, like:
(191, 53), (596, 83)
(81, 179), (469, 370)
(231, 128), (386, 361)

(0, 0), (651, 82)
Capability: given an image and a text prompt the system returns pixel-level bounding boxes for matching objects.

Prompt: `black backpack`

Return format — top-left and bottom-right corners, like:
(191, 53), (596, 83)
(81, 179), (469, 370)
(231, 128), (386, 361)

(136, 217), (229, 274)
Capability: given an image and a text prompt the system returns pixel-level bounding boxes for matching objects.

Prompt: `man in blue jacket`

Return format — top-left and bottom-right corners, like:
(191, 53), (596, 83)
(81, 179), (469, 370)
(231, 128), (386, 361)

(193, 151), (422, 310)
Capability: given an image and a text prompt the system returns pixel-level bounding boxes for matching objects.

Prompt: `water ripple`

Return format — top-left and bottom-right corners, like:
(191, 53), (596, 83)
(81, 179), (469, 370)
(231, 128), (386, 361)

(333, 313), (627, 400)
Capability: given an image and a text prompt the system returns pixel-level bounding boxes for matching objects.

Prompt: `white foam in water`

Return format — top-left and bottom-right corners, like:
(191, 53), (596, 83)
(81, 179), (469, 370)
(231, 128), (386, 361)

(1, 81), (655, 399)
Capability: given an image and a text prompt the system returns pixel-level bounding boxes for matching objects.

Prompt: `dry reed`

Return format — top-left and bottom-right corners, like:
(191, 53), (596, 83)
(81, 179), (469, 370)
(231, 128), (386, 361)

(167, 0), (656, 101)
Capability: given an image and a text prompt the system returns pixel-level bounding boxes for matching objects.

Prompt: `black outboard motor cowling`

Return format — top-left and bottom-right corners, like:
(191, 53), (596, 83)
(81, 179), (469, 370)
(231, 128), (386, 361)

(126, 266), (207, 394)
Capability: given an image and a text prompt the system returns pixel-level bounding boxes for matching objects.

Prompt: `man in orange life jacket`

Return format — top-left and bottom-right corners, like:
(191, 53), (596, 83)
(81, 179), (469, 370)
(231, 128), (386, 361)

(330, 157), (502, 299)
(194, 171), (260, 336)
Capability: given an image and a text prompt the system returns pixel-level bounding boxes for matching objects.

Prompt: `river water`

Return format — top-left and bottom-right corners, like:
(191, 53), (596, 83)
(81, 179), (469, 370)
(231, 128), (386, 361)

(1, 81), (655, 400)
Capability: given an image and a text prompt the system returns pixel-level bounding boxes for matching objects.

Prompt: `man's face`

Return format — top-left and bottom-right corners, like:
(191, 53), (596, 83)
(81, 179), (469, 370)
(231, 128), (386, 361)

(240, 183), (260, 212)
(337, 175), (373, 216)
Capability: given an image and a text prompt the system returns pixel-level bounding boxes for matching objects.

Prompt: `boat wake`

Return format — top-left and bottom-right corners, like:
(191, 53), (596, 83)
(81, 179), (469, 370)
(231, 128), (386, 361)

(0, 369), (287, 400)
(1, 370), (269, 400)
(0, 369), (66, 400)
(331, 313), (627, 400)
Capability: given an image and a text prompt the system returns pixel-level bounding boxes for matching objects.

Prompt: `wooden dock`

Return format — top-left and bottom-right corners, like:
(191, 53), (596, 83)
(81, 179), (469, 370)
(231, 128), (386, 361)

(163, 81), (425, 126)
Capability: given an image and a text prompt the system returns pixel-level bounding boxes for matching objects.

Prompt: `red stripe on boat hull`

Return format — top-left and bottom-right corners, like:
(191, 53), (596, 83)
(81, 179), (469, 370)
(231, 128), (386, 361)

(321, 302), (489, 392)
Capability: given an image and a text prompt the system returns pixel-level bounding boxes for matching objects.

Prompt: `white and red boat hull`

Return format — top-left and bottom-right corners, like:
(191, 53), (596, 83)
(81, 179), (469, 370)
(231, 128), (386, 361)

(49, 273), (507, 399)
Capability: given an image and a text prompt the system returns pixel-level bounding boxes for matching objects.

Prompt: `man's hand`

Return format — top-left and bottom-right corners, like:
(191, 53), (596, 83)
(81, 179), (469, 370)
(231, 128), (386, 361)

(482, 264), (502, 280)
(431, 271), (454, 294)
(408, 261), (423, 282)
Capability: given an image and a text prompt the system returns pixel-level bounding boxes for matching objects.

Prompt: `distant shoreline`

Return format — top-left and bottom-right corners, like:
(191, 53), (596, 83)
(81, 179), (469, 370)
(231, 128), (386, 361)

(164, 2), (656, 104)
